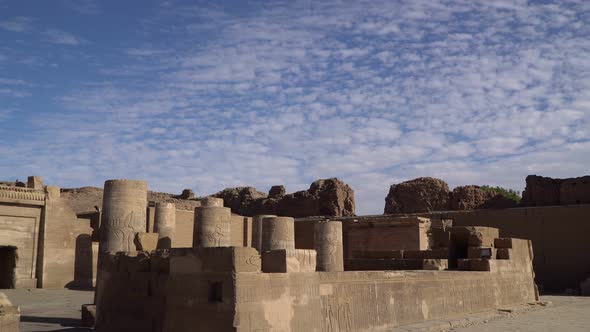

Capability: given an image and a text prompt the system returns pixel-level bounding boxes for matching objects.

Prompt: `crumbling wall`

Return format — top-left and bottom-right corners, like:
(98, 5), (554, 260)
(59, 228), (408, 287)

(213, 178), (355, 217)
(522, 175), (590, 206)
(384, 178), (517, 214)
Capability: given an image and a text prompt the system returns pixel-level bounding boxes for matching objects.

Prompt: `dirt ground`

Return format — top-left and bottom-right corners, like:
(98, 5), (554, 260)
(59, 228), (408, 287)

(2, 289), (590, 332)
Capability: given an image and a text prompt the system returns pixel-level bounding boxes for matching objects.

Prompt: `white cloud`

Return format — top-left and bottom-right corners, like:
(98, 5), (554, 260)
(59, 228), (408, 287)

(3, 0), (590, 214)
(43, 29), (81, 45)
(0, 16), (33, 32)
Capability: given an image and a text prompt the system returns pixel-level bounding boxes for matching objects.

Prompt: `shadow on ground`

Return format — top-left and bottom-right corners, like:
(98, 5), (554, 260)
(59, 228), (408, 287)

(20, 316), (91, 331)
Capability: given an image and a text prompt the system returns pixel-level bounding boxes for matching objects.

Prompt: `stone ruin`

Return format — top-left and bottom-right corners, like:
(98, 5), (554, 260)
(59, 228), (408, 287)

(9, 174), (588, 331)
(384, 177), (519, 214)
(85, 178), (538, 331)
(385, 175), (590, 214)
(213, 178), (355, 217)
(521, 175), (590, 206)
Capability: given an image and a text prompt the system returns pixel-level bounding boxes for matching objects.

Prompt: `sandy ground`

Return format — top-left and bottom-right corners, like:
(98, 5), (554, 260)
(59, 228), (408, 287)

(2, 289), (590, 332)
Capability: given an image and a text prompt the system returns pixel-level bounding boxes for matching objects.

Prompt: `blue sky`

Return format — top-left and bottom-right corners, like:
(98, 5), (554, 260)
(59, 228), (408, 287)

(1, 0), (589, 214)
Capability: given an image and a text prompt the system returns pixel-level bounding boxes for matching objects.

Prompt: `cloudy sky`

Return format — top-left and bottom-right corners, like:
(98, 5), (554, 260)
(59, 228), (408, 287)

(0, 0), (589, 214)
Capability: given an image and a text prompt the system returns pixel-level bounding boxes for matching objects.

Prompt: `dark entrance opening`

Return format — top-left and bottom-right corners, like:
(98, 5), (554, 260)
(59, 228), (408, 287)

(0, 246), (17, 289)
(448, 231), (469, 269)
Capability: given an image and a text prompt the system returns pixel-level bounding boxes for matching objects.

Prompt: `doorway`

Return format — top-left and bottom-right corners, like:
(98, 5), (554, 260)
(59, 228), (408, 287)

(0, 246), (17, 289)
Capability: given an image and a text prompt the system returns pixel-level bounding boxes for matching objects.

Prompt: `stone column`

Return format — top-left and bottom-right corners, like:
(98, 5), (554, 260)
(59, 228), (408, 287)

(200, 197), (224, 207)
(261, 217), (295, 252)
(314, 220), (344, 272)
(154, 202), (176, 249)
(99, 179), (147, 254)
(252, 215), (276, 253)
(193, 204), (231, 247)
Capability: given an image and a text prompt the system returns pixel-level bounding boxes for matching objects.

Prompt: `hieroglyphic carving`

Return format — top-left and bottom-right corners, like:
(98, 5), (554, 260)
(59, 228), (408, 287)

(194, 206), (231, 247)
(262, 217), (295, 251)
(323, 297), (353, 332)
(103, 210), (146, 252)
(315, 221), (344, 271)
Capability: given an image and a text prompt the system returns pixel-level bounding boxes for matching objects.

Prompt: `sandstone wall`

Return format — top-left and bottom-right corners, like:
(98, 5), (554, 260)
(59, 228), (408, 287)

(95, 245), (536, 332)
(418, 204), (590, 292)
(0, 204), (41, 288)
(39, 188), (94, 289)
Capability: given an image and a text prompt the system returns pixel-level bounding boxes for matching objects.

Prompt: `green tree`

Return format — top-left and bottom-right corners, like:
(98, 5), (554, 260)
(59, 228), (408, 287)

(480, 185), (521, 204)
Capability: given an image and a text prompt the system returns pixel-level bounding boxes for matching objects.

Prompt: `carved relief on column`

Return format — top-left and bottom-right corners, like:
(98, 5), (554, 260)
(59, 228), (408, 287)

(314, 220), (344, 272)
(99, 179), (147, 254)
(194, 206), (231, 247)
(261, 217), (295, 252)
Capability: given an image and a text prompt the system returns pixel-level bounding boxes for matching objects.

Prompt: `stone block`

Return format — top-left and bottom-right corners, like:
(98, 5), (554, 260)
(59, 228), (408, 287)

(262, 249), (317, 273)
(135, 232), (159, 252)
(429, 227), (451, 248)
(150, 250), (171, 273)
(467, 247), (497, 259)
(27, 175), (43, 189)
(458, 259), (497, 271)
(496, 248), (512, 260)
(117, 251), (151, 272)
(169, 247), (261, 274)
(352, 250), (404, 259)
(81, 304), (96, 327)
(422, 259), (448, 270)
(101, 253), (120, 272)
(344, 258), (447, 271)
(494, 238), (515, 248)
(403, 248), (448, 259)
(467, 227), (500, 247)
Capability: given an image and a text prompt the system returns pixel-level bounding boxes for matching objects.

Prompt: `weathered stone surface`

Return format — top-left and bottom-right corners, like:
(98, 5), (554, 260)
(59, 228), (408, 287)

(154, 202), (175, 249)
(193, 206), (231, 247)
(177, 189), (194, 200)
(261, 249), (316, 273)
(100, 179), (147, 254)
(384, 178), (520, 213)
(277, 178), (355, 218)
(27, 175), (43, 189)
(522, 175), (590, 206)
(384, 177), (450, 214)
(213, 178), (355, 217)
(134, 232), (159, 252)
(261, 216), (295, 252)
(314, 221), (344, 272)
(0, 292), (20, 332)
(268, 185), (286, 199)
(251, 214), (276, 254)
(81, 304), (96, 327)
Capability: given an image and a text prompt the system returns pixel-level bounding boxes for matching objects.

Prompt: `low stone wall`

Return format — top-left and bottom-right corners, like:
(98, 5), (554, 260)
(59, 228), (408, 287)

(95, 242), (536, 332)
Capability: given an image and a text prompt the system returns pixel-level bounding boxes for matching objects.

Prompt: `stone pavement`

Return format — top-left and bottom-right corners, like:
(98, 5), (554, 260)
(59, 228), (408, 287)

(1, 289), (93, 332)
(1, 289), (589, 332)
(450, 296), (590, 332)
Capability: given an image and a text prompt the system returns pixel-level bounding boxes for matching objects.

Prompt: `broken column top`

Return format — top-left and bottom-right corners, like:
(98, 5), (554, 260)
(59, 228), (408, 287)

(200, 197), (224, 207)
